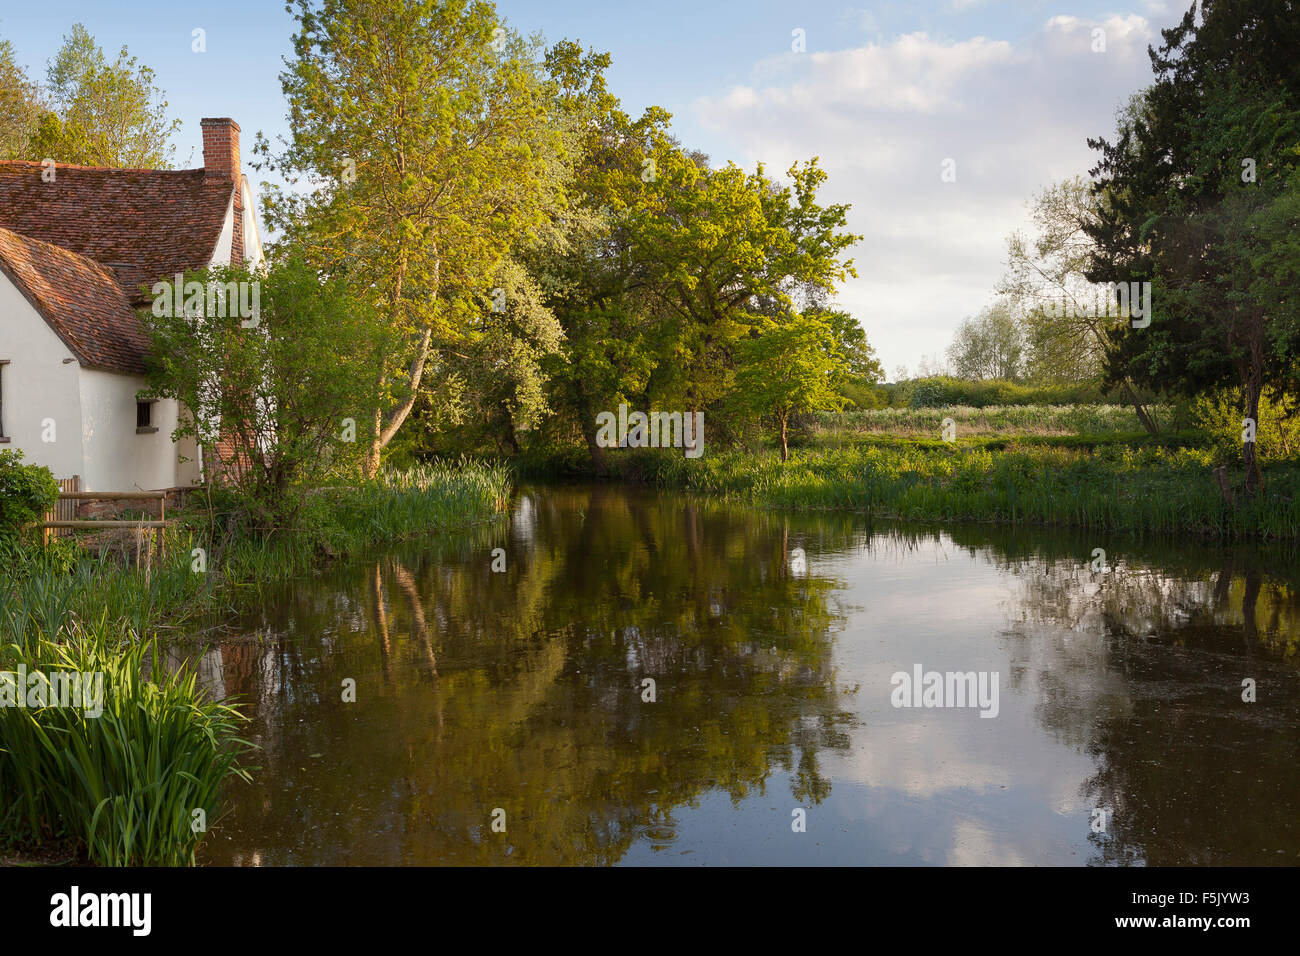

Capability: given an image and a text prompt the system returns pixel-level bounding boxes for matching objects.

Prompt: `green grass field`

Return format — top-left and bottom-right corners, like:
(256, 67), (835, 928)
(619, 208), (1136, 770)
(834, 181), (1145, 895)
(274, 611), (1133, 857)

(809, 403), (1180, 440)
(579, 405), (1299, 540)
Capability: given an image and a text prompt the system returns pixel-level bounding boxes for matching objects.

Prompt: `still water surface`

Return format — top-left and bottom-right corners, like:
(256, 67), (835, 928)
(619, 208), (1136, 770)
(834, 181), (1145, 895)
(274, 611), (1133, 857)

(195, 484), (1300, 865)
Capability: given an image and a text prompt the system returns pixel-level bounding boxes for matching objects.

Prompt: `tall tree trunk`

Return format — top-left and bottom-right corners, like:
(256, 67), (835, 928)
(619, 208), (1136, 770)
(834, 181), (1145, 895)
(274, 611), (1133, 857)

(1119, 378), (1158, 436)
(1243, 375), (1263, 497)
(575, 386), (607, 474)
(365, 406), (384, 478)
(780, 415), (789, 462)
(374, 324), (433, 453)
(364, 255), (437, 478)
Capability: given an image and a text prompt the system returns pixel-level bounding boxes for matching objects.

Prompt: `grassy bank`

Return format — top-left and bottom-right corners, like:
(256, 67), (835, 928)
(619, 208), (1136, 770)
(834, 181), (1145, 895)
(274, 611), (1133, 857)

(555, 442), (1300, 539)
(2, 460), (513, 643)
(0, 459), (512, 865)
(809, 404), (1182, 440)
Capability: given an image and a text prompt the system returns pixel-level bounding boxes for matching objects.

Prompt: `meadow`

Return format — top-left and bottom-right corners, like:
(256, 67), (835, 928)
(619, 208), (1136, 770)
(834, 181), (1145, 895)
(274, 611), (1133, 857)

(809, 404), (1180, 440)
(575, 403), (1300, 540)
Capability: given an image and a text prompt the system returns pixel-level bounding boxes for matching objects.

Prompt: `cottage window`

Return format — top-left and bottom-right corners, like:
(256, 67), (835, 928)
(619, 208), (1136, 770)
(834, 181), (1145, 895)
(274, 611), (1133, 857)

(0, 361), (9, 442)
(136, 400), (158, 434)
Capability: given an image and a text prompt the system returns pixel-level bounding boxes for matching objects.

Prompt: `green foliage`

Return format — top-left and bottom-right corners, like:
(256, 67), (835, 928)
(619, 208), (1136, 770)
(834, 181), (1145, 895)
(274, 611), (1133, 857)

(625, 154), (860, 415)
(141, 258), (392, 528)
(733, 312), (849, 459)
(26, 23), (180, 167)
(1087, 3), (1300, 489)
(819, 307), (884, 384)
(411, 256), (566, 458)
(0, 36), (43, 159)
(1192, 387), (1300, 464)
(908, 379), (948, 408)
(0, 449), (58, 546)
(262, 0), (573, 472)
(884, 376), (1121, 409)
(814, 403), (1170, 440)
(0, 620), (254, 866)
(841, 381), (888, 409)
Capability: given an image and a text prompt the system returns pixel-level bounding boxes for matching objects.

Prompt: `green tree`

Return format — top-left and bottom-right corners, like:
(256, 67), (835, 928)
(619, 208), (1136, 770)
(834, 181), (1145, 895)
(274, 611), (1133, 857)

(0, 37), (42, 159)
(27, 24), (180, 167)
(1192, 386), (1300, 464)
(946, 302), (1024, 381)
(1086, 1), (1300, 494)
(630, 156), (859, 422)
(998, 176), (1158, 432)
(260, 0), (572, 475)
(733, 312), (849, 461)
(817, 306), (883, 383)
(140, 259), (392, 526)
(521, 43), (674, 469)
(404, 255), (565, 457)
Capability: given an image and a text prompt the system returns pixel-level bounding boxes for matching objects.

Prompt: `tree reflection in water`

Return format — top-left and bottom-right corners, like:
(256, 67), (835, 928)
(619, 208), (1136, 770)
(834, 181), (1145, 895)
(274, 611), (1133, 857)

(182, 491), (1300, 865)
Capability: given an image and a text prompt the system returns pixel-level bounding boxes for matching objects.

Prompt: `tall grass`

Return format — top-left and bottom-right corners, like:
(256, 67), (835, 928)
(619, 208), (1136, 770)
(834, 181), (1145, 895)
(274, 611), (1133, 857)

(812, 404), (1177, 439)
(1, 542), (213, 650)
(0, 459), (514, 646)
(0, 618), (254, 866)
(609, 443), (1300, 539)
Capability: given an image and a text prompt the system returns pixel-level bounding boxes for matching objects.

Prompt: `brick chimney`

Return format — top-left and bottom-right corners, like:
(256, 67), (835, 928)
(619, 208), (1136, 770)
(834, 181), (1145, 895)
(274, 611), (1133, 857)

(201, 117), (244, 267)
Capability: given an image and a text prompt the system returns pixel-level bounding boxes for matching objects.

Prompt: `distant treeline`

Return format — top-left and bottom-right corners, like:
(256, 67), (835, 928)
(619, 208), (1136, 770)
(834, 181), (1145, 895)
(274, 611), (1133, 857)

(848, 376), (1145, 409)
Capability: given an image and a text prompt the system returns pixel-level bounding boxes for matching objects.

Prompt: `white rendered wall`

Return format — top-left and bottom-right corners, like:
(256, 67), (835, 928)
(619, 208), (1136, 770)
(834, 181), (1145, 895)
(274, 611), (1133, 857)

(78, 368), (185, 492)
(0, 273), (85, 480)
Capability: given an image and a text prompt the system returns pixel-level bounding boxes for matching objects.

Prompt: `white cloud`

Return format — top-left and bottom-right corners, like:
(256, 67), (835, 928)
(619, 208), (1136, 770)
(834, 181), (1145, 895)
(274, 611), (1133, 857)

(690, 16), (1158, 374)
(947, 818), (1025, 866)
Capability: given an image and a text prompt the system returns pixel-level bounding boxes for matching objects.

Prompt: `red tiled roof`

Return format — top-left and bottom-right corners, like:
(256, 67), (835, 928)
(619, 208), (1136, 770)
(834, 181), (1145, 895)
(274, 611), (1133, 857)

(0, 161), (235, 303)
(0, 226), (150, 375)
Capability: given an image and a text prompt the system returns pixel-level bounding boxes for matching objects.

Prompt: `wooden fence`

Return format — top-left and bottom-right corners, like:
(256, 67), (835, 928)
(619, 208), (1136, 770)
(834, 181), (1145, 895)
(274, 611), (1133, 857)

(45, 476), (81, 538)
(37, 484), (174, 577)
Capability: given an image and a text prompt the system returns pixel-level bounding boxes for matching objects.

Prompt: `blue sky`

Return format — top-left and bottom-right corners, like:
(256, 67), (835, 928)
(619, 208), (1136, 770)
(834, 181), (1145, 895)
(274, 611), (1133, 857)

(0, 0), (1195, 375)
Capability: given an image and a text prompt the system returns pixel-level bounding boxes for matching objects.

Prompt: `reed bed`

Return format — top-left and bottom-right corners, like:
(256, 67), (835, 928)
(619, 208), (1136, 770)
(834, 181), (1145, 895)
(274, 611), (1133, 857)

(812, 404), (1176, 439)
(620, 443), (1300, 539)
(0, 618), (254, 866)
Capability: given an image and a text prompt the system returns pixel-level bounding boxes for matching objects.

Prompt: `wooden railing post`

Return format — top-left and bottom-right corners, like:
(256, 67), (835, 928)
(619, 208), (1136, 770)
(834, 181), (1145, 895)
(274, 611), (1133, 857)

(34, 488), (175, 564)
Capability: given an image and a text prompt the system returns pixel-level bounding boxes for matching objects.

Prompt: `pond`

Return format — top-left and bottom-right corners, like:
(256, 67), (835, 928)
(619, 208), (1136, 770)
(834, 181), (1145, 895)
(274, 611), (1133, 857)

(193, 483), (1300, 865)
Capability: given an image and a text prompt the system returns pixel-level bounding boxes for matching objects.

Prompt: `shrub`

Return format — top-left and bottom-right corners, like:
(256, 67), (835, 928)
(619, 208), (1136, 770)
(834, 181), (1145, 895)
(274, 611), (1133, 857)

(883, 376), (1128, 409)
(841, 381), (888, 409)
(0, 449), (59, 545)
(1192, 387), (1300, 464)
(908, 379), (948, 408)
